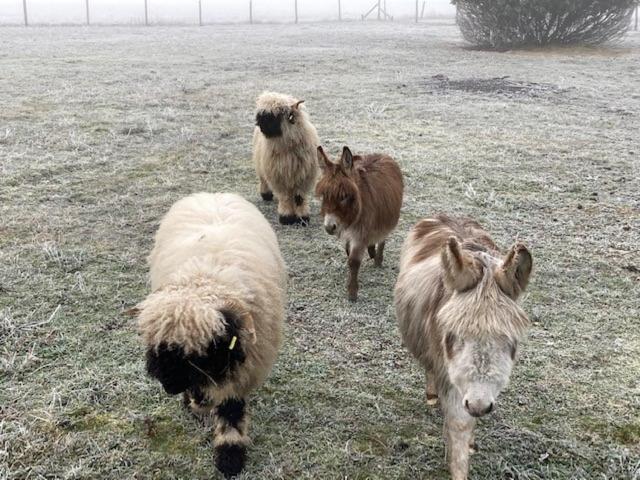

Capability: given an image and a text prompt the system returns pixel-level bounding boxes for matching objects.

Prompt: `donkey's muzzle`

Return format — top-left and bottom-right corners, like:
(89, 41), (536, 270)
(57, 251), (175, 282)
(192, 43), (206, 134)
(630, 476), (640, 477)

(464, 398), (494, 418)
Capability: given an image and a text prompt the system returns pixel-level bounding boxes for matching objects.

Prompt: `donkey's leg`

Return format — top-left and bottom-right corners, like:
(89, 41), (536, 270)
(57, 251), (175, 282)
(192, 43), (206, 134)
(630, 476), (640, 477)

(293, 193), (310, 226)
(443, 391), (476, 480)
(347, 244), (365, 302)
(468, 430), (477, 455)
(345, 241), (351, 256)
(374, 241), (385, 267)
(425, 368), (438, 406)
(214, 397), (249, 479)
(367, 245), (376, 259)
(259, 176), (273, 202)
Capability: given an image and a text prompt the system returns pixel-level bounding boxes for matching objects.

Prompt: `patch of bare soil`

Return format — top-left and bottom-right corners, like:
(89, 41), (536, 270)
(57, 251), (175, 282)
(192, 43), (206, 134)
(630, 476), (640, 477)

(424, 74), (568, 98)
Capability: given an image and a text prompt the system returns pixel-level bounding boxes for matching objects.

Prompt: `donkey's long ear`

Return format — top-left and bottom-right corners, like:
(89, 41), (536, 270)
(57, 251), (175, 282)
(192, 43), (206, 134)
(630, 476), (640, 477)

(441, 236), (483, 292)
(495, 243), (532, 299)
(341, 146), (354, 170)
(317, 146), (333, 171)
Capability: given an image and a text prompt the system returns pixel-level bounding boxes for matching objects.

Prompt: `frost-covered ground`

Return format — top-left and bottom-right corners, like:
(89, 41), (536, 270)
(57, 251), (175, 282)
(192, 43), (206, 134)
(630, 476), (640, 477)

(1, 21), (639, 479)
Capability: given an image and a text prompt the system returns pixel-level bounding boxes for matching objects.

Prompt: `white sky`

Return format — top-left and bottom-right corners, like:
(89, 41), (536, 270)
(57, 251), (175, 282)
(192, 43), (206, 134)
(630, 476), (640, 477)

(0, 0), (455, 24)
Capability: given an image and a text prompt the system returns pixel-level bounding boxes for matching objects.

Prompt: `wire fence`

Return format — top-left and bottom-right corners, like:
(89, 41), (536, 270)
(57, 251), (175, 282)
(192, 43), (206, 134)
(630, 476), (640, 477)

(3, 1), (637, 31)
(3, 0), (458, 26)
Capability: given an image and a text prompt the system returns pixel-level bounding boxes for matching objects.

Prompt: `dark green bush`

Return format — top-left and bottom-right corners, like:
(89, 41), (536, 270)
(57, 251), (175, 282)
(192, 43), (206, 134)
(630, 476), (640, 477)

(452, 0), (639, 50)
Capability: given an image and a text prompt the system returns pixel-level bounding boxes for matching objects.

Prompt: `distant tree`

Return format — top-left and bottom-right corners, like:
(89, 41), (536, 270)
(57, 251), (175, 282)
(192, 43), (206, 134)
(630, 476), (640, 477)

(451, 0), (639, 50)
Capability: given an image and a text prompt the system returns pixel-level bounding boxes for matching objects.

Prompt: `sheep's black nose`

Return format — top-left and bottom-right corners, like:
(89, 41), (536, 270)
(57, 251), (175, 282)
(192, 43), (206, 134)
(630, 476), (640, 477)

(256, 111), (283, 138)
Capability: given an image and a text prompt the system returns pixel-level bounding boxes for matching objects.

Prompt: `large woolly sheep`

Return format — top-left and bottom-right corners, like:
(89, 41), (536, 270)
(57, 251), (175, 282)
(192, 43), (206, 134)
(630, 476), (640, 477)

(136, 192), (286, 478)
(252, 91), (320, 225)
(395, 215), (532, 480)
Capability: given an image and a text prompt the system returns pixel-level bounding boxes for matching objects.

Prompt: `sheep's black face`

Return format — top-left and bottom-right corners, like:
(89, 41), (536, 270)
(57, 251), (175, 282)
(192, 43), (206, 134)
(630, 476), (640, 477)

(256, 110), (284, 138)
(145, 312), (246, 395)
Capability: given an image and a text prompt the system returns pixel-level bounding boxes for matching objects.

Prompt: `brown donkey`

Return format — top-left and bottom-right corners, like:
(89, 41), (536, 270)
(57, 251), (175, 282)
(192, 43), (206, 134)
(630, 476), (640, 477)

(394, 215), (532, 480)
(316, 146), (403, 301)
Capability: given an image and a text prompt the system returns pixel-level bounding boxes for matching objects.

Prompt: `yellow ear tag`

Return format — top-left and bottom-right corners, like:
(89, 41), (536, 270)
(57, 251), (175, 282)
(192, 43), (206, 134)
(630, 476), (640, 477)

(229, 336), (237, 351)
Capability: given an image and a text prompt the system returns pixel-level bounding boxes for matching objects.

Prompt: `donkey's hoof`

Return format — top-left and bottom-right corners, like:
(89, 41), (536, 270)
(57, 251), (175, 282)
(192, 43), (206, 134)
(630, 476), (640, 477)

(426, 394), (438, 406)
(261, 191), (274, 202)
(348, 292), (358, 302)
(215, 444), (246, 478)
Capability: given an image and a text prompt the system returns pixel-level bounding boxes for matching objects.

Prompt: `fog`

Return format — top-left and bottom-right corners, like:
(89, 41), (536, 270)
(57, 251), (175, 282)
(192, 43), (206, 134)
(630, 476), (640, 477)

(0, 0), (455, 24)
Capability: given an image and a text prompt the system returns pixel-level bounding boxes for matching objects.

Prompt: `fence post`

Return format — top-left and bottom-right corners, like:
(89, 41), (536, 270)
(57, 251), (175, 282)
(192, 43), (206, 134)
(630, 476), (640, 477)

(85, 0), (90, 25)
(144, 0), (148, 25)
(377, 1), (381, 20)
(338, 0), (341, 21)
(198, 0), (202, 25)
(23, 0), (28, 26)
(421, 1), (426, 19)
(249, 0), (253, 23)
(415, 0), (418, 22)
(636, 6), (638, 31)
(294, 0), (298, 23)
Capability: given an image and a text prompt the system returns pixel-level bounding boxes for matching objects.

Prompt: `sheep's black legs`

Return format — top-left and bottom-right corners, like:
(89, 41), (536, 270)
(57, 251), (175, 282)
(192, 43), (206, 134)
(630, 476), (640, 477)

(259, 177), (273, 202)
(214, 397), (249, 478)
(278, 194), (310, 226)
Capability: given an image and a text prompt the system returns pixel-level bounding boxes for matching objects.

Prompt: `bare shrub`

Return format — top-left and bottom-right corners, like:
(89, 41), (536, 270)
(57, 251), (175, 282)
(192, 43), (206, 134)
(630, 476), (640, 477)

(452, 0), (639, 50)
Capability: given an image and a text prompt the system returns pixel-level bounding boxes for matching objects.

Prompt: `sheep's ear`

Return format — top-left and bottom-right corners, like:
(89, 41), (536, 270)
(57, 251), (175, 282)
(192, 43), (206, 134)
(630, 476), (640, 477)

(317, 146), (333, 171)
(341, 146), (354, 170)
(495, 243), (532, 299)
(441, 236), (482, 292)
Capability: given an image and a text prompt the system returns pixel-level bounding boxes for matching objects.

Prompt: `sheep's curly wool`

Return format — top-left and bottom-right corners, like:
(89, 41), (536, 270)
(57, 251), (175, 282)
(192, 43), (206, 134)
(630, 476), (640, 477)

(138, 191), (286, 403)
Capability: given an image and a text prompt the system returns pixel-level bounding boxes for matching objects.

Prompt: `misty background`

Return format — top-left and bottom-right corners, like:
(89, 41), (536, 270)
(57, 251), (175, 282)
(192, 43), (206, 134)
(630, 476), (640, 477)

(0, 0), (456, 24)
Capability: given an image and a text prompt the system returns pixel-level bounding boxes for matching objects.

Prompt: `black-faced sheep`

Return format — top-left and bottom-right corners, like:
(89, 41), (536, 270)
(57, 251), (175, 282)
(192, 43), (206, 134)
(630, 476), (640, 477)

(253, 91), (320, 226)
(136, 192), (286, 478)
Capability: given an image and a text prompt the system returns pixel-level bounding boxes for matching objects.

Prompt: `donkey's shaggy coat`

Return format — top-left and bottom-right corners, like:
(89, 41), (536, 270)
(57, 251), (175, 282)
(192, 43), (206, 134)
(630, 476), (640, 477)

(253, 91), (320, 225)
(395, 215), (532, 480)
(137, 192), (285, 478)
(316, 146), (403, 301)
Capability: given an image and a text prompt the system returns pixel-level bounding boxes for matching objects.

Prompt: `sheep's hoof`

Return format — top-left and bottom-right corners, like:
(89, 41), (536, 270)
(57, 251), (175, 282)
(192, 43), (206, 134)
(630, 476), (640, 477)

(261, 191), (273, 202)
(215, 444), (246, 478)
(279, 215), (309, 226)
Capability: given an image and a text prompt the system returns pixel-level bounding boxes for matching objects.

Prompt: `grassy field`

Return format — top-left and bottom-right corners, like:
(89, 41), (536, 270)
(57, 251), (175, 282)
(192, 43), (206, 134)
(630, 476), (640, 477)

(1, 20), (639, 480)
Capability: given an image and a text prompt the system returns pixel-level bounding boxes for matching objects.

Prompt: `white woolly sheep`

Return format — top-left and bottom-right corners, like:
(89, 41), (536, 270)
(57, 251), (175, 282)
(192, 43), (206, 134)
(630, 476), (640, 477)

(136, 192), (286, 478)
